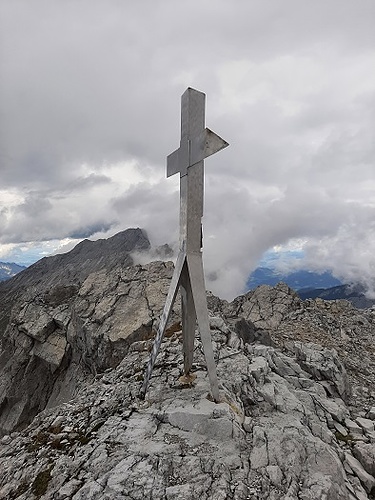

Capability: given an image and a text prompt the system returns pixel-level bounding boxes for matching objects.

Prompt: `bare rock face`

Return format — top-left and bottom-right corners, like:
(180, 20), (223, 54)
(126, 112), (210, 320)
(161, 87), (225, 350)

(272, 297), (375, 416)
(0, 259), (181, 435)
(353, 442), (375, 477)
(226, 283), (301, 330)
(70, 260), (181, 371)
(1, 317), (374, 499)
(0, 229), (157, 434)
(292, 341), (351, 401)
(0, 229), (375, 498)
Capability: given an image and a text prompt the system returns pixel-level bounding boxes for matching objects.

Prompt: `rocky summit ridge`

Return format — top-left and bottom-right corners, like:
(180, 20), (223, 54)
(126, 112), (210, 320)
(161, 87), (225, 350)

(0, 230), (375, 499)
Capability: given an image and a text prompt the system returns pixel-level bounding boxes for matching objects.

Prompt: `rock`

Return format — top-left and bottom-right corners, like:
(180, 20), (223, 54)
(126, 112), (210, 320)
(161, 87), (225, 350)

(243, 416), (252, 433)
(344, 452), (375, 493)
(249, 425), (268, 469)
(356, 417), (374, 433)
(334, 421), (348, 437)
(314, 397), (349, 424)
(0, 229), (375, 498)
(209, 316), (230, 334)
(367, 407), (375, 420)
(345, 419), (364, 437)
(51, 416), (65, 429)
(16, 306), (56, 341)
(353, 442), (375, 476)
(247, 356), (269, 383)
(0, 229), (155, 435)
(293, 342), (351, 401)
(234, 318), (274, 346)
(266, 465), (283, 486)
(229, 282), (300, 330)
(56, 478), (82, 498)
(163, 397), (235, 440)
(0, 311), (361, 499)
(234, 318), (257, 343)
(1, 435), (11, 445)
(31, 331), (67, 370)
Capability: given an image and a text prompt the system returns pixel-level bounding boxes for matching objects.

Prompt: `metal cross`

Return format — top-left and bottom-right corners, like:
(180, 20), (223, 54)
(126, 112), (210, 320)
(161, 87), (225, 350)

(140, 88), (228, 402)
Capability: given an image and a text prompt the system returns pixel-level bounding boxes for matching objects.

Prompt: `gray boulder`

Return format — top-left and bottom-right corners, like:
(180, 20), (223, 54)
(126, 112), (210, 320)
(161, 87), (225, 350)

(292, 342), (351, 401)
(229, 282), (300, 330)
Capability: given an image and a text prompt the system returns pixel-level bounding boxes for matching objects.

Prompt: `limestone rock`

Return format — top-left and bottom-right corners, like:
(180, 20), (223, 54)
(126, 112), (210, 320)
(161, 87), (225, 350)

(234, 318), (275, 347)
(0, 324), (365, 499)
(345, 419), (364, 437)
(292, 342), (351, 401)
(16, 305), (56, 341)
(0, 229), (375, 499)
(353, 442), (375, 476)
(0, 259), (183, 435)
(0, 229), (155, 434)
(344, 452), (375, 493)
(31, 331), (67, 369)
(272, 297), (375, 417)
(356, 417), (375, 433)
(229, 282), (300, 330)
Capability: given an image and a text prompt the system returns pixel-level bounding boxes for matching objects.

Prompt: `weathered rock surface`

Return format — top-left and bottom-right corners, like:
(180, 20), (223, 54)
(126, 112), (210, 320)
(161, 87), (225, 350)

(0, 228), (150, 335)
(0, 257), (183, 435)
(1, 320), (375, 499)
(0, 230), (375, 499)
(0, 229), (155, 434)
(230, 282), (301, 330)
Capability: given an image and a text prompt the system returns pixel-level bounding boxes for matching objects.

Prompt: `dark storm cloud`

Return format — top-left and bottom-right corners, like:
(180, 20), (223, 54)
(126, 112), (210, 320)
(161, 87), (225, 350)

(0, 182), (120, 243)
(64, 174), (112, 191)
(1, 0), (374, 187)
(111, 180), (180, 246)
(68, 221), (115, 240)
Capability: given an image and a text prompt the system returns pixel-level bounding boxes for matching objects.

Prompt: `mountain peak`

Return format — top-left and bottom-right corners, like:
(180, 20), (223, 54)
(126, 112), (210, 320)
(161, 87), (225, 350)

(0, 228), (150, 292)
(0, 231), (374, 499)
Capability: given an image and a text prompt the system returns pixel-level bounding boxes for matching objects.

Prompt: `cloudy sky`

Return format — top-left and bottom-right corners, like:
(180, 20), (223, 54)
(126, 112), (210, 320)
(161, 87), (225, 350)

(1, 0), (375, 299)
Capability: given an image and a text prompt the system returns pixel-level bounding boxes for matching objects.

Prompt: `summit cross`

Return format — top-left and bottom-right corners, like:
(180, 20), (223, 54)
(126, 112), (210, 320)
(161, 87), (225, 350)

(140, 88), (228, 402)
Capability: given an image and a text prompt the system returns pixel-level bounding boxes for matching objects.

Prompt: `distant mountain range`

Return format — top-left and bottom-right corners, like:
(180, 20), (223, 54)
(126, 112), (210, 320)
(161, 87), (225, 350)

(298, 284), (375, 309)
(0, 262), (26, 282)
(247, 267), (342, 291)
(2, 256), (373, 308)
(247, 267), (375, 308)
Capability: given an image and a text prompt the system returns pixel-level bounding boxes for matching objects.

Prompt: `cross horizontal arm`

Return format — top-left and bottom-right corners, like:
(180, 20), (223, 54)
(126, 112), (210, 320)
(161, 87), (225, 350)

(167, 128), (229, 178)
(166, 148), (180, 178)
(190, 128), (229, 166)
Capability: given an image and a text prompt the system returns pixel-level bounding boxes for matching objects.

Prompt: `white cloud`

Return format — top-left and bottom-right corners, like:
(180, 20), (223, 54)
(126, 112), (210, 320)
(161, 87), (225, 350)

(1, 0), (375, 299)
(302, 223), (375, 297)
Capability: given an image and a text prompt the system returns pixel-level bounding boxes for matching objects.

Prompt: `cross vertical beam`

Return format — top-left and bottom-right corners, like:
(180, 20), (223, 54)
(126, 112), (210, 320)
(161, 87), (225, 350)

(140, 88), (228, 402)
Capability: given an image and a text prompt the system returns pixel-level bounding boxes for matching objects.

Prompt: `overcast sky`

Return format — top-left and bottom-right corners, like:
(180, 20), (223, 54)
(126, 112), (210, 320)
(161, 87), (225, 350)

(1, 0), (375, 299)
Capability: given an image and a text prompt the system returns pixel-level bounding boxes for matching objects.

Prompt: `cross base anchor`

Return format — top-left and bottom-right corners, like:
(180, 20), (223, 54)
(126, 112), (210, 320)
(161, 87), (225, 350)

(178, 372), (197, 385)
